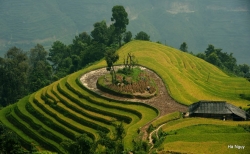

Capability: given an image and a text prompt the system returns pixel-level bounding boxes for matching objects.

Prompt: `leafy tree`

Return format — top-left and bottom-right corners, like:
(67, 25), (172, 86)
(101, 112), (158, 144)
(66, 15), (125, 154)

(0, 47), (29, 106)
(70, 55), (81, 73)
(135, 31), (150, 41)
(180, 42), (188, 52)
(205, 44), (215, 56)
(105, 48), (119, 84)
(91, 20), (109, 45)
(0, 123), (23, 153)
(28, 44), (52, 92)
(196, 53), (206, 60)
(239, 64), (250, 78)
(78, 32), (92, 45)
(206, 52), (222, 67)
(48, 41), (68, 71)
(70, 34), (88, 56)
(123, 31), (132, 43)
(61, 134), (94, 154)
(111, 5), (129, 47)
(81, 42), (106, 66)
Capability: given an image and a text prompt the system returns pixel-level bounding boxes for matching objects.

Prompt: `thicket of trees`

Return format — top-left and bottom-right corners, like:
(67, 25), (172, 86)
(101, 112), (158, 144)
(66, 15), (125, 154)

(0, 5), (149, 107)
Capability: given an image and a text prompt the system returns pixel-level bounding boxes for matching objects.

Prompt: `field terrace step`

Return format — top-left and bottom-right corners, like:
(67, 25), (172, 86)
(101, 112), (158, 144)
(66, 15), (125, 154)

(32, 88), (98, 140)
(26, 93), (77, 140)
(5, 105), (65, 153)
(68, 69), (159, 149)
(55, 77), (118, 125)
(15, 95), (71, 143)
(0, 103), (39, 150)
(64, 77), (135, 124)
(43, 79), (113, 136)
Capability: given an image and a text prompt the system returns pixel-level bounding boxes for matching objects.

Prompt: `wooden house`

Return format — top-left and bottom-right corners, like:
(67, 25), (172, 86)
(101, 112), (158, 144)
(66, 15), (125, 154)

(188, 101), (247, 121)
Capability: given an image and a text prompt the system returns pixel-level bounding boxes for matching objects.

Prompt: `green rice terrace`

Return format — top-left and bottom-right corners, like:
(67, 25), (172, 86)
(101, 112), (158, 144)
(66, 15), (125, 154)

(0, 41), (250, 153)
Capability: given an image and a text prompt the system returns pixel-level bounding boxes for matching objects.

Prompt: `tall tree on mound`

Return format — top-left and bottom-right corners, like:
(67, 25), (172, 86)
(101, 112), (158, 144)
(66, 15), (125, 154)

(111, 5), (129, 47)
(105, 48), (119, 84)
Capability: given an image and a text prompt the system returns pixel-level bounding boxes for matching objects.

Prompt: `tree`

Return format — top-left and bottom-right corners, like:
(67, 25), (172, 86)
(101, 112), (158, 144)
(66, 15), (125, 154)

(123, 31), (132, 43)
(205, 44), (215, 56)
(135, 31), (150, 41)
(206, 52), (222, 67)
(105, 48), (119, 84)
(0, 123), (23, 153)
(0, 47), (29, 106)
(48, 41), (68, 71)
(91, 20), (109, 45)
(111, 5), (129, 47)
(180, 42), (188, 52)
(28, 44), (52, 92)
(61, 134), (94, 154)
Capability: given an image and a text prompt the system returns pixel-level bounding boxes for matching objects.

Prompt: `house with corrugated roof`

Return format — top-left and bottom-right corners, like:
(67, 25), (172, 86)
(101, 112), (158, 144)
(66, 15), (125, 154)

(188, 101), (247, 121)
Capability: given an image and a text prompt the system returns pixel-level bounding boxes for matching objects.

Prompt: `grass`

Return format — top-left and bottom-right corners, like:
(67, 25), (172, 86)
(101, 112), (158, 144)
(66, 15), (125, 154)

(115, 41), (250, 108)
(0, 41), (249, 153)
(68, 69), (158, 149)
(151, 112), (181, 128)
(156, 117), (250, 154)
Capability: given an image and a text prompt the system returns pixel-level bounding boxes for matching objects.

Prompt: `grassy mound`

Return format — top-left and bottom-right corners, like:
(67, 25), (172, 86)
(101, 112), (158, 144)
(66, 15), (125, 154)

(115, 41), (250, 108)
(97, 67), (157, 99)
(0, 40), (249, 153)
(0, 55), (158, 152)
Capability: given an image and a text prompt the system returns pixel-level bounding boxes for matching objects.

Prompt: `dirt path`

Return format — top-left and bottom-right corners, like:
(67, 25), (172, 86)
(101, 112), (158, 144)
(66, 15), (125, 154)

(80, 66), (187, 140)
(148, 123), (166, 151)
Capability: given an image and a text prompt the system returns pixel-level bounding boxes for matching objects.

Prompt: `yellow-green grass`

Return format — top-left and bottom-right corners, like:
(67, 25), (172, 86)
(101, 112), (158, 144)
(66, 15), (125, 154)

(7, 104), (65, 153)
(114, 41), (250, 108)
(1, 40), (249, 152)
(158, 118), (250, 154)
(49, 79), (115, 137)
(161, 118), (250, 132)
(67, 70), (158, 149)
(15, 95), (70, 142)
(56, 77), (118, 125)
(151, 112), (181, 128)
(33, 87), (99, 140)
(0, 103), (40, 149)
(69, 40), (250, 108)
(27, 93), (79, 139)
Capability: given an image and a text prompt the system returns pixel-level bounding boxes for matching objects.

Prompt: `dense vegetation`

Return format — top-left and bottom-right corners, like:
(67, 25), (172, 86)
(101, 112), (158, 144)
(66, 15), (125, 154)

(0, 4), (250, 154)
(0, 40), (250, 153)
(0, 5), (132, 107)
(1, 1), (250, 65)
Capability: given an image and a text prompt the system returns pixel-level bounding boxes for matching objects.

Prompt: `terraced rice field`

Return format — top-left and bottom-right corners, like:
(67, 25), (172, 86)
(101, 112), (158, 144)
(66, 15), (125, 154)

(157, 118), (250, 154)
(116, 41), (250, 108)
(0, 64), (158, 152)
(0, 41), (249, 153)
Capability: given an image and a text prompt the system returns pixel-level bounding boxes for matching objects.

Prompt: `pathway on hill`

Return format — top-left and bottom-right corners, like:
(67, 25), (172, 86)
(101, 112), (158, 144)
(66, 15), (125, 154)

(80, 66), (187, 140)
(148, 123), (166, 151)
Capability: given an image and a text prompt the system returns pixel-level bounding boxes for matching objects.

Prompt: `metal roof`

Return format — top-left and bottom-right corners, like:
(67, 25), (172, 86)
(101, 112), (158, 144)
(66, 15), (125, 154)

(189, 101), (246, 119)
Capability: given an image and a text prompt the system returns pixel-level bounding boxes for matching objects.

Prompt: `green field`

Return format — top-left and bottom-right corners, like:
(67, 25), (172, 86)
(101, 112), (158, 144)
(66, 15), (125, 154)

(0, 41), (249, 153)
(157, 118), (250, 154)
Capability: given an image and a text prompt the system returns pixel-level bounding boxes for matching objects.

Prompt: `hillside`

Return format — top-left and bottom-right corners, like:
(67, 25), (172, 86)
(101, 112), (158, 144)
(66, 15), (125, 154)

(0, 0), (250, 64)
(0, 41), (249, 153)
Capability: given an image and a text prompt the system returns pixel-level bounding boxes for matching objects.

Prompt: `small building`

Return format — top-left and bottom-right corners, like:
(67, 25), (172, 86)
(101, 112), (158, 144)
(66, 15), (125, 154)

(188, 101), (247, 121)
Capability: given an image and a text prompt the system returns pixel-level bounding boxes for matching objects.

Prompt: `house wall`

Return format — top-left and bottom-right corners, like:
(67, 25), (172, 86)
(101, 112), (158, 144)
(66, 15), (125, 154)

(190, 113), (233, 120)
